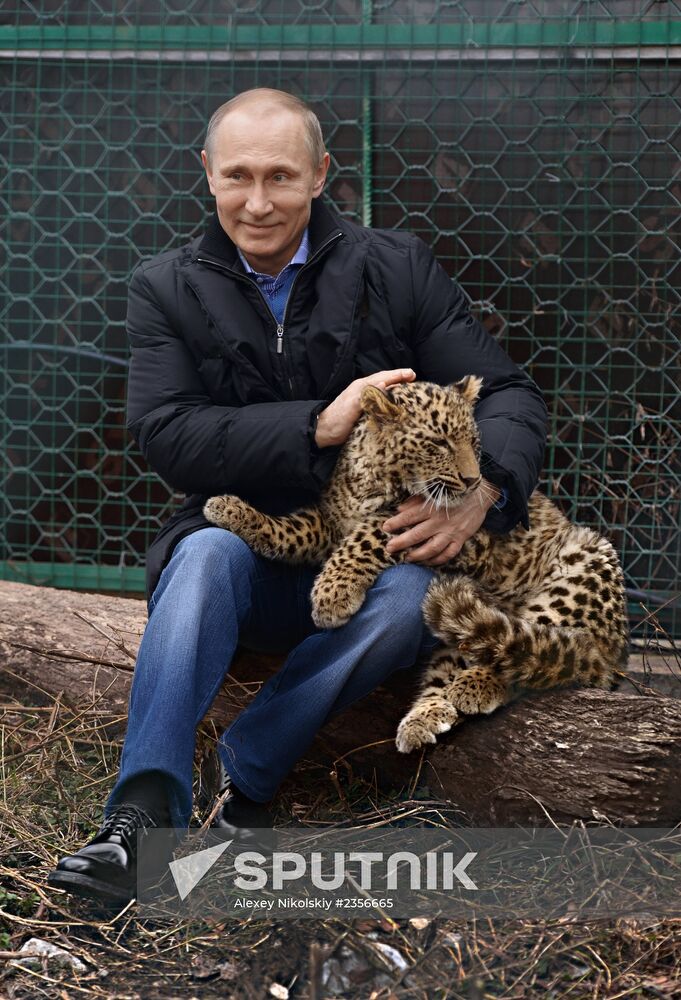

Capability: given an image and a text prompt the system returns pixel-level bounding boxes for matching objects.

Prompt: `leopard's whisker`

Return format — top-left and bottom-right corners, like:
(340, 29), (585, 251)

(411, 478), (440, 494)
(412, 477), (450, 514)
(476, 487), (489, 509)
(417, 483), (434, 508)
(431, 483), (443, 511)
(477, 482), (498, 503)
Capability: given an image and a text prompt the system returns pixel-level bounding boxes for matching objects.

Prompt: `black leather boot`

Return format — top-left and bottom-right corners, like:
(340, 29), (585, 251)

(48, 804), (174, 903)
(213, 775), (273, 835)
(200, 753), (273, 840)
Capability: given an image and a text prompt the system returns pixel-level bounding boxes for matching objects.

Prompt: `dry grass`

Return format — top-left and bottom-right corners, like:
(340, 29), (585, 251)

(1, 667), (681, 1000)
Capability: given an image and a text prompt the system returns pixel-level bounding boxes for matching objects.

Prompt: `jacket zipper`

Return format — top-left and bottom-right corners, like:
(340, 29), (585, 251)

(196, 231), (343, 383)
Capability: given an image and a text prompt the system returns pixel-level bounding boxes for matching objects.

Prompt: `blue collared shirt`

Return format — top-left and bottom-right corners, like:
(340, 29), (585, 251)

(237, 229), (310, 324)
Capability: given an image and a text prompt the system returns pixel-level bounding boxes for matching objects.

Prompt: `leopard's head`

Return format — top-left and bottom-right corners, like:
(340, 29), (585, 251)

(359, 376), (483, 509)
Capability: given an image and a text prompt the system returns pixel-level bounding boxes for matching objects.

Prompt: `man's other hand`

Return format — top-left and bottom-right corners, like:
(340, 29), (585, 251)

(315, 369), (416, 448)
(381, 480), (501, 566)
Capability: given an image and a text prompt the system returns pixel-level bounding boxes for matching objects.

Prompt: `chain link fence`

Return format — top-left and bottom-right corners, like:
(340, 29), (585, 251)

(1, 2), (679, 639)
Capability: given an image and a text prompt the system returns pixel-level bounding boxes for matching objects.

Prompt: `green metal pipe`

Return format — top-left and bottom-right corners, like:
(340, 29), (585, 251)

(362, 0), (373, 229)
(1, 21), (679, 53)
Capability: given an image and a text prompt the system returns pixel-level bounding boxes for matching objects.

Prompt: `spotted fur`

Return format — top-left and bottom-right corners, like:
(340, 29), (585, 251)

(204, 378), (629, 754)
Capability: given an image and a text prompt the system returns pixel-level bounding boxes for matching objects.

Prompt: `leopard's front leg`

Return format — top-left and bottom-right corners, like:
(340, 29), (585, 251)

(311, 519), (397, 629)
(203, 495), (331, 563)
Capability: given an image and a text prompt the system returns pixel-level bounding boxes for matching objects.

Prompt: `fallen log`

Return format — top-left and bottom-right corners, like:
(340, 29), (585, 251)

(1, 579), (680, 825)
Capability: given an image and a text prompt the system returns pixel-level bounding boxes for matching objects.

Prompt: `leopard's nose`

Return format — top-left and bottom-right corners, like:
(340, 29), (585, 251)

(461, 475), (479, 487)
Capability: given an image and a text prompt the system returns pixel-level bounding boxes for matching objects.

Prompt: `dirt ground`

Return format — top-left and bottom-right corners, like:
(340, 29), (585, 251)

(1, 663), (681, 999)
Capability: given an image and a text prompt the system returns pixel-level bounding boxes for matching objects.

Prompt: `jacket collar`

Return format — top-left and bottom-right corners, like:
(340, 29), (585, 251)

(195, 197), (344, 266)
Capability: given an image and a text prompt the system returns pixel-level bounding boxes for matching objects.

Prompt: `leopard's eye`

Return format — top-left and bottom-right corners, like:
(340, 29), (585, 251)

(422, 441), (445, 455)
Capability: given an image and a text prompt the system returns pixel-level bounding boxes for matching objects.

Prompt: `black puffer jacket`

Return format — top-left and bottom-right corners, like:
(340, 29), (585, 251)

(126, 199), (548, 600)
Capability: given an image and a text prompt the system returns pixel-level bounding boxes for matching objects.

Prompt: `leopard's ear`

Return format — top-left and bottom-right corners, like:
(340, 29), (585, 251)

(361, 385), (403, 424)
(452, 375), (483, 404)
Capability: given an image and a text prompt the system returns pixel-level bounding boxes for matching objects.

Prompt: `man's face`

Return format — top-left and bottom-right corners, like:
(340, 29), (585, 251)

(201, 106), (330, 276)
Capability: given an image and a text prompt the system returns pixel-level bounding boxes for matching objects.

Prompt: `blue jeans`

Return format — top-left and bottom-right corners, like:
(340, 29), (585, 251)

(105, 528), (438, 828)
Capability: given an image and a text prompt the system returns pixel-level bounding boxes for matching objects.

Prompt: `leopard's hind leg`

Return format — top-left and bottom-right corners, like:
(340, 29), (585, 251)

(396, 578), (617, 752)
(424, 574), (620, 696)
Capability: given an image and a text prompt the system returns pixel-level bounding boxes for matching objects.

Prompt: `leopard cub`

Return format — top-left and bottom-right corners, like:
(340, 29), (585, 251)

(204, 377), (629, 754)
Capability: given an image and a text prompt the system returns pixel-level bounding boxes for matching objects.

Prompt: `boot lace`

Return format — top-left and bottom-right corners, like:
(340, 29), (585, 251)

(99, 804), (158, 847)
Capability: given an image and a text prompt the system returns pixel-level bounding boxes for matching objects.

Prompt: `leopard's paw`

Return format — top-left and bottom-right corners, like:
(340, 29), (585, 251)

(311, 578), (367, 630)
(395, 703), (459, 753)
(447, 668), (508, 715)
(203, 495), (256, 534)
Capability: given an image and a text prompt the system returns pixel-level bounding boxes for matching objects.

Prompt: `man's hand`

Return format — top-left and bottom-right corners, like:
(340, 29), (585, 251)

(382, 480), (501, 566)
(315, 368), (416, 448)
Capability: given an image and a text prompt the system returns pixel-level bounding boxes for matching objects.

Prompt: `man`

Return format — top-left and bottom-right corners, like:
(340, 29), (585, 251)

(49, 89), (547, 903)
